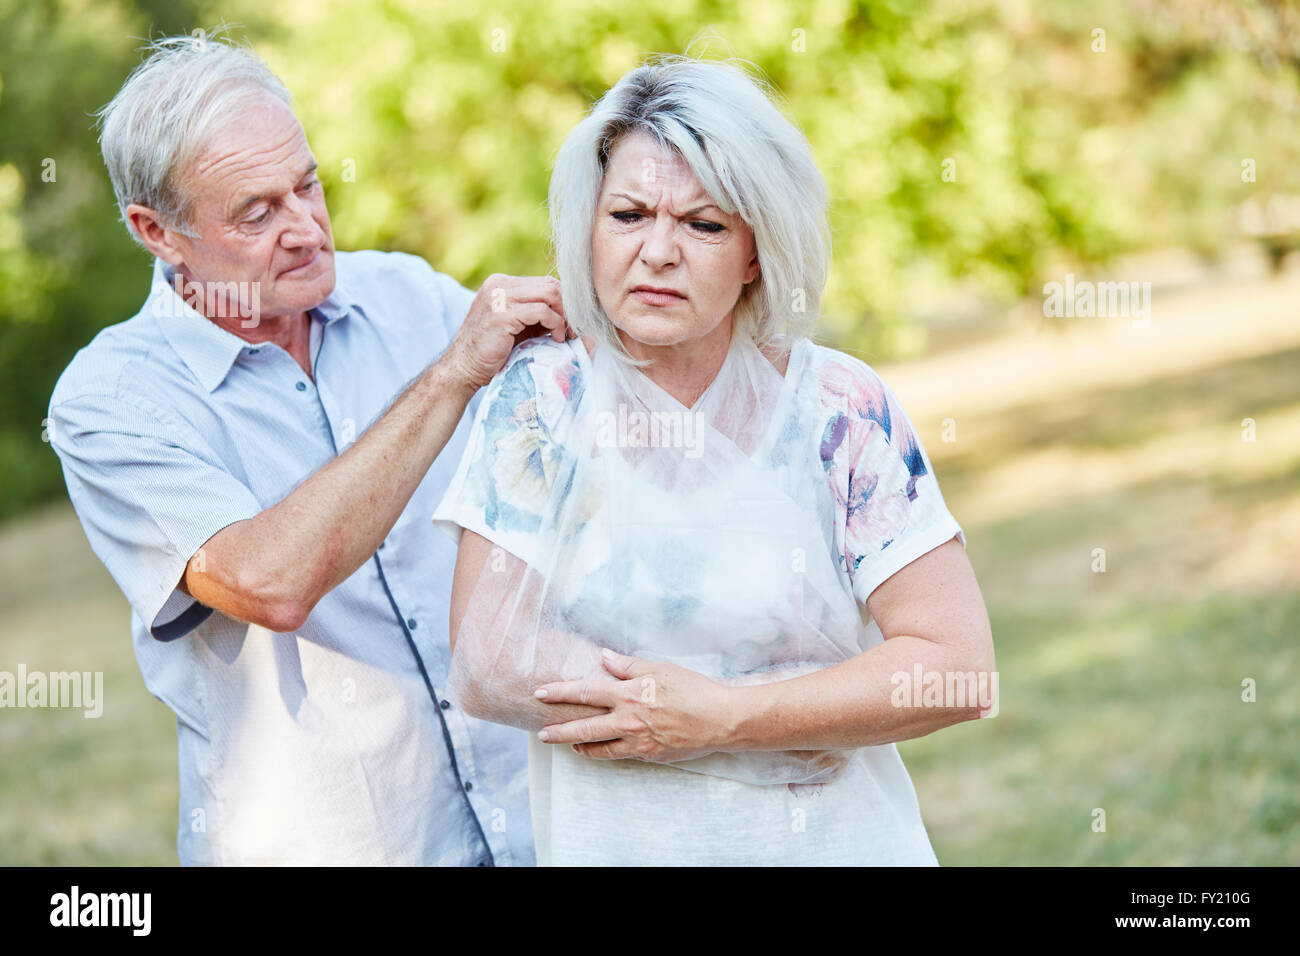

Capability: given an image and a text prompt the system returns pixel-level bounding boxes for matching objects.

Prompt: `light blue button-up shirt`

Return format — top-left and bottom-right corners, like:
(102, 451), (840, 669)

(47, 250), (533, 866)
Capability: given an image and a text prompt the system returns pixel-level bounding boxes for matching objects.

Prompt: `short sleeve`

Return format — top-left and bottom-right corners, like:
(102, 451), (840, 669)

(48, 392), (263, 641)
(839, 376), (965, 605)
(432, 339), (581, 568)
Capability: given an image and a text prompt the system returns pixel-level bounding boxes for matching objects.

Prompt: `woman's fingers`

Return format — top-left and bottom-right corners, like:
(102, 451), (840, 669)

(598, 647), (651, 680)
(534, 677), (623, 709)
(536, 713), (621, 745)
(572, 741), (637, 760)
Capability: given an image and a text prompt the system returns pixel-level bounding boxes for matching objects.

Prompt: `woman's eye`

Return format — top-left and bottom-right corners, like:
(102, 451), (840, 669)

(691, 220), (725, 233)
(611, 210), (642, 223)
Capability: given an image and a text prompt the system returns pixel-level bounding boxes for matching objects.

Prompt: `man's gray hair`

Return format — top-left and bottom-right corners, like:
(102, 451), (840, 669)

(548, 55), (831, 363)
(96, 32), (293, 245)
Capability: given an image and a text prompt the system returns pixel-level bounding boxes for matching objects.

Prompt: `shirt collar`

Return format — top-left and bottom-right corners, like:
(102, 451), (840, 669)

(148, 258), (355, 393)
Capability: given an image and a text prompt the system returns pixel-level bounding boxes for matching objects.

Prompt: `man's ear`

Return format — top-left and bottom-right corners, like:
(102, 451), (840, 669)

(125, 203), (188, 266)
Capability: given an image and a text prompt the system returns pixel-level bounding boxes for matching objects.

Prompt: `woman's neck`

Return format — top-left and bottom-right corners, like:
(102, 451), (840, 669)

(582, 320), (793, 407)
(617, 317), (734, 408)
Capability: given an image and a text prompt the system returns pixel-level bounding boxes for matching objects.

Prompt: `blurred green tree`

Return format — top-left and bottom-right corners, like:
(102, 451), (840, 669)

(2, 0), (1296, 521)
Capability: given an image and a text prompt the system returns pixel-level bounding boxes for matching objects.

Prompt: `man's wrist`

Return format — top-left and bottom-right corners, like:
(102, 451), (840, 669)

(426, 351), (481, 405)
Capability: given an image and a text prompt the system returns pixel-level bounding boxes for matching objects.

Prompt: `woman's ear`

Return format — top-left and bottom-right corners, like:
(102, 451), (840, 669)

(744, 253), (761, 285)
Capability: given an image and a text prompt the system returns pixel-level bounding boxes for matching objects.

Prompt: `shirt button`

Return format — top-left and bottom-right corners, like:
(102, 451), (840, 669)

(377, 541), (385, 550)
(407, 618), (417, 630)
(296, 381), (307, 391)
(440, 699), (450, 710)
(249, 347), (260, 354)
(464, 781), (473, 792)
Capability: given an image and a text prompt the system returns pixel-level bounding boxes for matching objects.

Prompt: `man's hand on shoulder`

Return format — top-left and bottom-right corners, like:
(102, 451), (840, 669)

(442, 275), (571, 393)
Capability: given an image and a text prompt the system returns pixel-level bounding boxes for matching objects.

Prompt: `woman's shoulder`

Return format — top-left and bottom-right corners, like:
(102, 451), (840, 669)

(490, 335), (588, 409)
(503, 334), (585, 382)
(796, 340), (897, 432)
(475, 336), (589, 450)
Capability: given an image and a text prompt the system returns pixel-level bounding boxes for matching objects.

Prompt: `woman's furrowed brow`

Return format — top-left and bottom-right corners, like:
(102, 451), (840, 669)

(609, 191), (720, 216)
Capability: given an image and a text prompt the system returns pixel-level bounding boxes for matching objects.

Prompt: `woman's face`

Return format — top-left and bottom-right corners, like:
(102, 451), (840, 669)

(590, 131), (760, 354)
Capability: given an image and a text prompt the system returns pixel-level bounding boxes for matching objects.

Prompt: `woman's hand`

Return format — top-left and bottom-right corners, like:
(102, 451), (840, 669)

(534, 648), (741, 763)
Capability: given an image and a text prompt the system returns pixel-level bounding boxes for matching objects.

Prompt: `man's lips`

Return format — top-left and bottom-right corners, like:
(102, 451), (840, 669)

(631, 285), (686, 306)
(280, 250), (325, 277)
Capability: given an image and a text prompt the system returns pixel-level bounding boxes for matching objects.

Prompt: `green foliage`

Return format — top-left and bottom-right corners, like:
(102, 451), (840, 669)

(2, 0), (1297, 519)
(0, 0), (208, 520)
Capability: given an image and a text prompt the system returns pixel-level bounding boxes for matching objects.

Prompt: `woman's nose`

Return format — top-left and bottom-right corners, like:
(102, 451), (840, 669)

(639, 215), (680, 269)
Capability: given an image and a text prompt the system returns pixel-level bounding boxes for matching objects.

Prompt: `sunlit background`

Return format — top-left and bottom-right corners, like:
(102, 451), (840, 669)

(1, 0), (1297, 863)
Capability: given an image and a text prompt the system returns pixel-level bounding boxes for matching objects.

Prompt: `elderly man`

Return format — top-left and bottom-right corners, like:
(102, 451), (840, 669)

(46, 35), (568, 865)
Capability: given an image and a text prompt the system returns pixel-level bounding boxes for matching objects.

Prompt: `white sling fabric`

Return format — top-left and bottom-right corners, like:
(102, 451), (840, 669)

(434, 329), (965, 864)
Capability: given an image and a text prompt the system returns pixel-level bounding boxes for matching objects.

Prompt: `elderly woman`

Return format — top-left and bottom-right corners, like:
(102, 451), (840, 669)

(433, 55), (995, 866)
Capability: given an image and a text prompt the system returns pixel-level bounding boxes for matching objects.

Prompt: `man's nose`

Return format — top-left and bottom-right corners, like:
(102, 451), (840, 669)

(280, 193), (327, 249)
(639, 214), (680, 270)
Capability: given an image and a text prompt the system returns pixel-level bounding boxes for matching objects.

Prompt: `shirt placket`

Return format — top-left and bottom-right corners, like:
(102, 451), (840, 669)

(305, 319), (497, 866)
(372, 546), (497, 865)
(435, 688), (517, 865)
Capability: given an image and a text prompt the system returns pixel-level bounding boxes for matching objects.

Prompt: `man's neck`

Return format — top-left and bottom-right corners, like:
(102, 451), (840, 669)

(208, 309), (310, 351)
(170, 263), (309, 349)
(206, 305), (315, 383)
(169, 264), (315, 380)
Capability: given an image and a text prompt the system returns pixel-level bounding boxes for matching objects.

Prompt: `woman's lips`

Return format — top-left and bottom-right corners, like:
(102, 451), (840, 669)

(631, 287), (686, 306)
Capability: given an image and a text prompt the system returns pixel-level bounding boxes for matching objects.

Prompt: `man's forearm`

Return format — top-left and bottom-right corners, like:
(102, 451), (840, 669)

(188, 356), (476, 629)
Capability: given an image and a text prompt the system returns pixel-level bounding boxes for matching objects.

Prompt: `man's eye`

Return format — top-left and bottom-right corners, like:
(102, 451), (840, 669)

(247, 209), (271, 226)
(298, 179), (320, 193)
(611, 211), (642, 222)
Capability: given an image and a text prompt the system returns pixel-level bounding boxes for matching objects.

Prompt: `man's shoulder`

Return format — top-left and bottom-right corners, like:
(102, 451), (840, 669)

(334, 247), (430, 277)
(49, 309), (170, 411)
(333, 248), (451, 297)
(332, 249), (473, 335)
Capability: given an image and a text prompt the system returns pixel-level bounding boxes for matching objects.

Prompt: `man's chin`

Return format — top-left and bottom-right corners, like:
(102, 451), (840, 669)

(273, 255), (336, 310)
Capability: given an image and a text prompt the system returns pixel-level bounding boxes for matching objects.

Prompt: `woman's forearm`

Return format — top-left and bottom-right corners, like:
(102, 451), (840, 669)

(455, 670), (608, 731)
(450, 625), (611, 730)
(724, 634), (996, 752)
(459, 624), (854, 784)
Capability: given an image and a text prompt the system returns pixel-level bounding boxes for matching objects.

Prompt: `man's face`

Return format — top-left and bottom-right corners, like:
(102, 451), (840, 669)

(170, 94), (335, 325)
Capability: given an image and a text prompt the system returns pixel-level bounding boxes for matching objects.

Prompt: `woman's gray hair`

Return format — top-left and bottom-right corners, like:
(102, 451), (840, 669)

(548, 54), (830, 363)
(96, 32), (293, 244)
